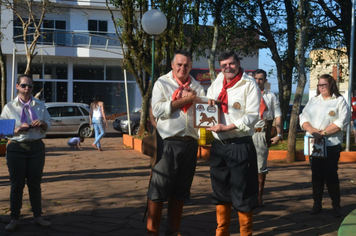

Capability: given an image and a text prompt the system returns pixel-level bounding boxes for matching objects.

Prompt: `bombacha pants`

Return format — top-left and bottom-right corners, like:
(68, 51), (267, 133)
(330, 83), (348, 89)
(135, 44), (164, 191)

(6, 139), (46, 219)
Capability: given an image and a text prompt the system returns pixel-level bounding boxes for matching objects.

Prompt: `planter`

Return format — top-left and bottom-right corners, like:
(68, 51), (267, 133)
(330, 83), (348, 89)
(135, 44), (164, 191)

(0, 144), (6, 156)
(122, 134), (134, 148)
(133, 138), (142, 152)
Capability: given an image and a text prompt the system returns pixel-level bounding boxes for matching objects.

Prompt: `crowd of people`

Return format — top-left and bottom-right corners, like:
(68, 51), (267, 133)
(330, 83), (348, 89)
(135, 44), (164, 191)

(0, 50), (351, 235)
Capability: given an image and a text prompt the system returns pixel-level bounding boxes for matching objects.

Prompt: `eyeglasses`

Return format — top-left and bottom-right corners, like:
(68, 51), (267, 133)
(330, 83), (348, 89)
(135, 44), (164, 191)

(19, 83), (33, 89)
(317, 84), (328, 88)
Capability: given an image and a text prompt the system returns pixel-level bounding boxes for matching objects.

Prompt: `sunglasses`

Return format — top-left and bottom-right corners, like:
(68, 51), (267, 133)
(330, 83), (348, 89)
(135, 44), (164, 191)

(19, 83), (33, 89)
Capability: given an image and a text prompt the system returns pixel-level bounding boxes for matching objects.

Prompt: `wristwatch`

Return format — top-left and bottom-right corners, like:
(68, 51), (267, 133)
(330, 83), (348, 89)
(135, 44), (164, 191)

(277, 134), (282, 139)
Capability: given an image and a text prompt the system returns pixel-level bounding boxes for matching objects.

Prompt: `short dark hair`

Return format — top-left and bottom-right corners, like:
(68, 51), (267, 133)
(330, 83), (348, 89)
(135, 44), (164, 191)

(172, 50), (192, 63)
(17, 74), (33, 84)
(252, 69), (267, 79)
(316, 74), (342, 98)
(218, 51), (240, 63)
(80, 137), (85, 142)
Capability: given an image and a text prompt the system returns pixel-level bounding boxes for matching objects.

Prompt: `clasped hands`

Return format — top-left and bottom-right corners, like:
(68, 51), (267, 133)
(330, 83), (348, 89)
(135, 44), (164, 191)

(16, 119), (46, 133)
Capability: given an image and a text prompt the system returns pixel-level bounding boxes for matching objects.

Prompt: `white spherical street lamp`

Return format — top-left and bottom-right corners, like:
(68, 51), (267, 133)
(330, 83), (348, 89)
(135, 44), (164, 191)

(141, 9), (167, 96)
(142, 9), (167, 36)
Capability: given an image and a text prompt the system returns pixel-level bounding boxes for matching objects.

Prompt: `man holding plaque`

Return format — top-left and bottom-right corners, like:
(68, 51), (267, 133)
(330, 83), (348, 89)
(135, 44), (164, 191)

(147, 50), (205, 236)
(252, 69), (282, 207)
(206, 51), (260, 236)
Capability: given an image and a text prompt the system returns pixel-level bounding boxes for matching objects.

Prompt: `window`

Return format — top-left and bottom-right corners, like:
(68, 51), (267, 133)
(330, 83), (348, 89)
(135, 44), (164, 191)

(62, 106), (81, 117)
(88, 20), (108, 34)
(79, 107), (90, 116)
(47, 107), (61, 117)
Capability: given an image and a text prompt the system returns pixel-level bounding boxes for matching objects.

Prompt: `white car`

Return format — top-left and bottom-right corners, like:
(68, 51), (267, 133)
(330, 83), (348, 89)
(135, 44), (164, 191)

(45, 102), (94, 138)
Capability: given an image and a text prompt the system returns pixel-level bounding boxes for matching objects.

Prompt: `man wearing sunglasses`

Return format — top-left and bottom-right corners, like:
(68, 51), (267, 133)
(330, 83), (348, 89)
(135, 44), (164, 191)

(0, 74), (52, 231)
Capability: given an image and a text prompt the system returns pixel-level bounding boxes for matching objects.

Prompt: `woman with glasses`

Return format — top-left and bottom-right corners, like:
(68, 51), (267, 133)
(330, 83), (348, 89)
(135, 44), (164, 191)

(299, 74), (349, 218)
(0, 74), (52, 230)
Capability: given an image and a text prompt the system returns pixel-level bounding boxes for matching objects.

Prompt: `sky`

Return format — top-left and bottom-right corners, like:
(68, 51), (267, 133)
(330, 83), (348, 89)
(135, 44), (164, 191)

(258, 48), (310, 94)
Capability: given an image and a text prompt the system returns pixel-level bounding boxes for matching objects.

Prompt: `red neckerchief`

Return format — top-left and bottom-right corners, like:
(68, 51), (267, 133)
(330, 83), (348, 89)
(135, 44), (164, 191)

(259, 90), (267, 119)
(172, 73), (192, 113)
(217, 69), (243, 113)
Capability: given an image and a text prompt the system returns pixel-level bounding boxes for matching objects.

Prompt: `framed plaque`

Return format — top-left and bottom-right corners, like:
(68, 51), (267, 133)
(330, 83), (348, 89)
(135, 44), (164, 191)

(193, 102), (220, 128)
(304, 136), (327, 158)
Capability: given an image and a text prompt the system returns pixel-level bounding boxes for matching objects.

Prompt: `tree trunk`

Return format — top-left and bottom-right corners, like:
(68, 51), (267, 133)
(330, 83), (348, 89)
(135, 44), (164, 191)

(0, 45), (6, 110)
(286, 0), (309, 163)
(208, 23), (218, 83)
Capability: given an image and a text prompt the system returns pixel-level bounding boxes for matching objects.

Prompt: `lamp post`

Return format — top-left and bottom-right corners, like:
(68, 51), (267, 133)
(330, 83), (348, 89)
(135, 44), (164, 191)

(141, 9), (167, 93)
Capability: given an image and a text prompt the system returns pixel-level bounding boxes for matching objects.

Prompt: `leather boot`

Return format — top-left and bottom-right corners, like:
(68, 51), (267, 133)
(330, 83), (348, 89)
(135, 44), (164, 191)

(164, 197), (184, 236)
(327, 183), (342, 218)
(238, 211), (253, 236)
(310, 181), (324, 215)
(258, 174), (266, 207)
(215, 203), (232, 236)
(147, 199), (163, 236)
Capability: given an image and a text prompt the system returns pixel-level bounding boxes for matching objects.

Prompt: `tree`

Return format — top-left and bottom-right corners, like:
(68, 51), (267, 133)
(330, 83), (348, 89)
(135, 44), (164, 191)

(230, 0), (298, 161)
(287, 0), (310, 162)
(3, 0), (49, 74)
(106, 0), (204, 135)
(0, 37), (5, 110)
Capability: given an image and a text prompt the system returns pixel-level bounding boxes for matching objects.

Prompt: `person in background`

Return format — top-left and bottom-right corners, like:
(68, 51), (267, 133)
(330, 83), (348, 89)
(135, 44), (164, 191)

(147, 50), (205, 236)
(252, 69), (283, 207)
(351, 89), (356, 143)
(206, 51), (260, 236)
(0, 74), (52, 231)
(67, 137), (84, 150)
(89, 95), (108, 151)
(299, 74), (349, 218)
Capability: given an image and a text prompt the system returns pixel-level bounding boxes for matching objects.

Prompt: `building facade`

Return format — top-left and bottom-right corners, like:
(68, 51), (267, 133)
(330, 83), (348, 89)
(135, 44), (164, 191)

(1, 0), (258, 115)
(309, 48), (352, 99)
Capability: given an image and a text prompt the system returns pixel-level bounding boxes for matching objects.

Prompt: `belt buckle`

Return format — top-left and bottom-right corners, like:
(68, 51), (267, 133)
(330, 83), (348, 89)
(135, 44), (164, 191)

(219, 139), (229, 146)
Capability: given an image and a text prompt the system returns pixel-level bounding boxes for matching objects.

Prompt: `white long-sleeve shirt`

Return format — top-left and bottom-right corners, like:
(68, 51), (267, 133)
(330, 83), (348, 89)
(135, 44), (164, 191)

(152, 71), (206, 140)
(0, 96), (52, 142)
(299, 94), (349, 146)
(206, 72), (261, 140)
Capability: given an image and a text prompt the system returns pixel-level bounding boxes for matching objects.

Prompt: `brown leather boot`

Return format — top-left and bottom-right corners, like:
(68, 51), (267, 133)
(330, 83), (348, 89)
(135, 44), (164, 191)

(258, 174), (266, 207)
(215, 203), (232, 236)
(164, 197), (184, 236)
(238, 211), (253, 236)
(147, 199), (163, 236)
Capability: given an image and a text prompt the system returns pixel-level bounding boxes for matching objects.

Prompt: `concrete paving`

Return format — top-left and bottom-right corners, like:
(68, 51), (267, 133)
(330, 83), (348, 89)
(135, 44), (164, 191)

(0, 128), (355, 236)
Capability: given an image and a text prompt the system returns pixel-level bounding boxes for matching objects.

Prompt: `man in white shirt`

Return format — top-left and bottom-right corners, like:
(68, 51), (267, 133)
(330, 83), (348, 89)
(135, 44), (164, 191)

(147, 50), (205, 236)
(206, 51), (260, 236)
(252, 69), (282, 207)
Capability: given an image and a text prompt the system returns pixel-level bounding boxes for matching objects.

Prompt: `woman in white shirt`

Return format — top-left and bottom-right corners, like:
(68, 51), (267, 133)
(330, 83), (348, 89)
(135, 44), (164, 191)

(89, 95), (108, 151)
(299, 74), (349, 218)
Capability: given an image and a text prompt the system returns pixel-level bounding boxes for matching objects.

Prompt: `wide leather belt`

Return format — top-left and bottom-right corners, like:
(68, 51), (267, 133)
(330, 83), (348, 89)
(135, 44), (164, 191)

(165, 136), (195, 142)
(217, 136), (252, 146)
(9, 139), (42, 145)
(254, 127), (265, 132)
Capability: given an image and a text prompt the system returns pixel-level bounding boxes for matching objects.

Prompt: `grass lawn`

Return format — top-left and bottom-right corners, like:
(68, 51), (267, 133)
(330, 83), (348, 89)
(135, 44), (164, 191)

(269, 132), (356, 152)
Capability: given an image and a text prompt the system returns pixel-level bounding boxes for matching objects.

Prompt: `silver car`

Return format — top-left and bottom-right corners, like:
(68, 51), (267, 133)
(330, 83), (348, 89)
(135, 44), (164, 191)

(45, 102), (94, 138)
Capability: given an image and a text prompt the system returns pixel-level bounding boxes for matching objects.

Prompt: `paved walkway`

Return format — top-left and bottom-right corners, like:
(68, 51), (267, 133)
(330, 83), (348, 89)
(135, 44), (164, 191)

(0, 133), (355, 236)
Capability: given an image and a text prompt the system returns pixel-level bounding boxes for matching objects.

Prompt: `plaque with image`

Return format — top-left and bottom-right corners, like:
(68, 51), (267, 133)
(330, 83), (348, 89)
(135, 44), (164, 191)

(193, 102), (220, 128)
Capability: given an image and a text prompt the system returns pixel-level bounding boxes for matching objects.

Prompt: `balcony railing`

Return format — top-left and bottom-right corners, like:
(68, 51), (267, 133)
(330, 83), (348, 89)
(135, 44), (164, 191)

(13, 29), (121, 50)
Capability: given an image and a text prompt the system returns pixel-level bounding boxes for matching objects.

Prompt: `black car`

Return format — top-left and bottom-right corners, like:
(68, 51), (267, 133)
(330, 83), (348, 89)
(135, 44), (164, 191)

(113, 111), (141, 135)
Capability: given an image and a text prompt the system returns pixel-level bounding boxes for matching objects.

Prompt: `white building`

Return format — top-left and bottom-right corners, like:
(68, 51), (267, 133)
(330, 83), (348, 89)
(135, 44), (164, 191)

(1, 1), (259, 115)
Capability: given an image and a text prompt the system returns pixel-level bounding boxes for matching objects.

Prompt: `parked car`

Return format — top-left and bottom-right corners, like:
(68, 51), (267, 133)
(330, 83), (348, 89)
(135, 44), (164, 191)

(45, 102), (94, 138)
(113, 111), (141, 135)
